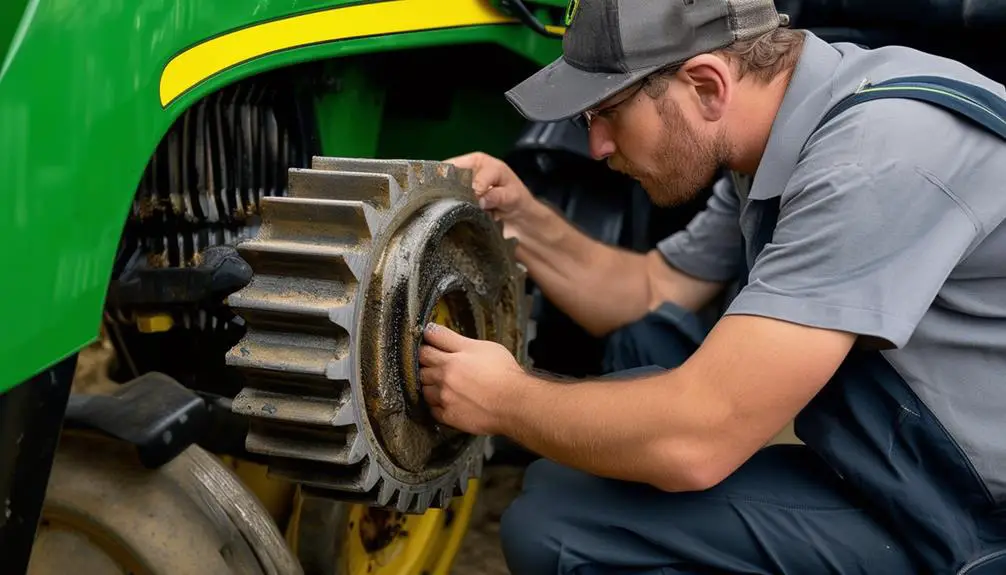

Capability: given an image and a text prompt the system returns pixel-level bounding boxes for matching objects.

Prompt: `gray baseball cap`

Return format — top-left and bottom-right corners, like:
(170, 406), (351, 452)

(505, 0), (789, 122)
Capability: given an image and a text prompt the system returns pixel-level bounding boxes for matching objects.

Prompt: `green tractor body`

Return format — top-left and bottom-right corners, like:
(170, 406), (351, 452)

(0, 0), (566, 392)
(3, 1), (1005, 573)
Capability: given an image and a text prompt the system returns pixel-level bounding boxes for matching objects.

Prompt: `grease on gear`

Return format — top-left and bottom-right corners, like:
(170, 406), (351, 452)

(225, 157), (529, 514)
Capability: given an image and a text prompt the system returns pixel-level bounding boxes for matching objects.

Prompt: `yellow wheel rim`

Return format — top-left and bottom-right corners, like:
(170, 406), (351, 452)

(280, 296), (483, 574)
(344, 479), (479, 575)
(343, 297), (478, 575)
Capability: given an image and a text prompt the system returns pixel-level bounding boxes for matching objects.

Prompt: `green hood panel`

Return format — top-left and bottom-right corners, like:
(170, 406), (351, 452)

(0, 0), (560, 392)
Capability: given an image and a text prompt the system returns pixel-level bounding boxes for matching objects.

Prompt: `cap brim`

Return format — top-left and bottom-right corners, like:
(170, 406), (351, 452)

(505, 56), (661, 123)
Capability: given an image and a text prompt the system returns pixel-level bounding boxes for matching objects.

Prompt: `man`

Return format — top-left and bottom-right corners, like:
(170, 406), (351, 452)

(419, 0), (1006, 573)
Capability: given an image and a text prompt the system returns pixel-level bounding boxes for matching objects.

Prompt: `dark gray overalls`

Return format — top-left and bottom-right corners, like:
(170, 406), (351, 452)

(500, 77), (1006, 574)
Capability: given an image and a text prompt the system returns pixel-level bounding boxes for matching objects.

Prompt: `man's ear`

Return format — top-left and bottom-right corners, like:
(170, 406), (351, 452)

(677, 54), (732, 121)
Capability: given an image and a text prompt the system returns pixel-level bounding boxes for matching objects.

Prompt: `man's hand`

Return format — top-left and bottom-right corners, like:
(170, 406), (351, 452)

(418, 322), (528, 435)
(445, 152), (536, 234)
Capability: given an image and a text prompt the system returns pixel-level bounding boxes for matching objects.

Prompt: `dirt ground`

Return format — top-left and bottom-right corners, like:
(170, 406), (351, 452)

(451, 465), (524, 575)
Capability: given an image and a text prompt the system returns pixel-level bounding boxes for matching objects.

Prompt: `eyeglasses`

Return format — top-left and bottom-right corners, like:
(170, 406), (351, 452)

(574, 82), (646, 129)
(572, 65), (679, 130)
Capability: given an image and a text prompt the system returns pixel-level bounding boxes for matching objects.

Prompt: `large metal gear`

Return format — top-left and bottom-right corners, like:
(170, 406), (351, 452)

(224, 156), (528, 515)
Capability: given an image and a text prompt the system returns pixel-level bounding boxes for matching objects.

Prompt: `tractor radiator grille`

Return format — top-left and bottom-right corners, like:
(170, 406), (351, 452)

(128, 82), (318, 269)
(104, 74), (320, 394)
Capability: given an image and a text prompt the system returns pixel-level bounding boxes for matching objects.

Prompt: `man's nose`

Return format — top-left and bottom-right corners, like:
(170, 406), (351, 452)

(588, 120), (616, 160)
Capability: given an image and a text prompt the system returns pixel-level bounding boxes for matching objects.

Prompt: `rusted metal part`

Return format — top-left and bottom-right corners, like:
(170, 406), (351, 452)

(225, 157), (529, 514)
(358, 508), (407, 553)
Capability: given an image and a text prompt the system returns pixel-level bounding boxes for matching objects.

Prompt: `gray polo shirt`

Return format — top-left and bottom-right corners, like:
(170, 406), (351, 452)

(659, 31), (1006, 503)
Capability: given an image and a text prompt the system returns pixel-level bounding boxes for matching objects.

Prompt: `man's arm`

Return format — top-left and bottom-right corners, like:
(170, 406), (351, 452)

(493, 314), (855, 491)
(446, 152), (733, 337)
(512, 198), (725, 336)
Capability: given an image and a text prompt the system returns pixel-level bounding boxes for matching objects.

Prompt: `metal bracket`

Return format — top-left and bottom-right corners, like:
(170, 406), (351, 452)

(63, 372), (209, 469)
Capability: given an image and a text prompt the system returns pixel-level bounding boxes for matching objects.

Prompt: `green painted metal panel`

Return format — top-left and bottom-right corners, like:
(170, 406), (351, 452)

(0, 0), (31, 67)
(315, 62), (388, 159)
(0, 0), (561, 392)
(526, 0), (568, 8)
(378, 83), (529, 161)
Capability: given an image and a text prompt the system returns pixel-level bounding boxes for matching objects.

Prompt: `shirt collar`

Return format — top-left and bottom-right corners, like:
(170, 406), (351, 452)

(748, 32), (843, 200)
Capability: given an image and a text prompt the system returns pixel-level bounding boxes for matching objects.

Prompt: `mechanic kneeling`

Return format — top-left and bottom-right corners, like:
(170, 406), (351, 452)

(418, 0), (1006, 573)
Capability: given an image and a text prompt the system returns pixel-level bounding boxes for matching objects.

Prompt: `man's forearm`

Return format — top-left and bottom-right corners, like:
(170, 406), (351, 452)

(498, 370), (725, 492)
(511, 199), (652, 336)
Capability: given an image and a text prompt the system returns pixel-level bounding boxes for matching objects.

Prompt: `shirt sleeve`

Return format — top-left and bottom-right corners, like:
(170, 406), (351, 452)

(656, 174), (746, 282)
(724, 150), (982, 349)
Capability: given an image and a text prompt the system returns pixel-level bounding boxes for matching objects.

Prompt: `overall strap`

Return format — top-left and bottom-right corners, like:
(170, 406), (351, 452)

(817, 75), (1006, 140)
(740, 75), (1006, 283)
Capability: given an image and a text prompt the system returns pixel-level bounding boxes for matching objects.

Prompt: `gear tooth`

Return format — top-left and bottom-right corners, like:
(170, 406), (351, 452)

(329, 305), (355, 334)
(260, 197), (376, 245)
(244, 428), (359, 466)
(325, 357), (351, 382)
(434, 488), (450, 509)
(362, 458), (381, 491)
(378, 478), (397, 506)
(414, 491), (434, 513)
(346, 429), (368, 464)
(288, 168), (407, 209)
(470, 456), (484, 479)
(342, 252), (368, 281)
(455, 473), (469, 496)
(483, 437), (495, 460)
(226, 330), (336, 377)
(387, 177), (406, 205)
(434, 162), (458, 182)
(422, 162), (445, 186)
(330, 395), (356, 427)
(310, 157), (412, 192)
(232, 388), (347, 427)
(236, 240), (362, 291)
(396, 491), (414, 513)
(360, 202), (384, 236)
(455, 166), (474, 189)
(228, 273), (353, 324)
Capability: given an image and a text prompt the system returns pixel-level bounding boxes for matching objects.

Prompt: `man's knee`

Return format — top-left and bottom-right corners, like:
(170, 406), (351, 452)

(499, 460), (569, 575)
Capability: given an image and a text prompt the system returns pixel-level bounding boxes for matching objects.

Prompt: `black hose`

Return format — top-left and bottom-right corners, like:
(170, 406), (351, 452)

(497, 0), (565, 38)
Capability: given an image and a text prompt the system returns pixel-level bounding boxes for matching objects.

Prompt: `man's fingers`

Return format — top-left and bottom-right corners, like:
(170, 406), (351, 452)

(420, 372), (443, 407)
(423, 322), (469, 353)
(419, 364), (442, 385)
(418, 344), (449, 367)
(443, 152), (502, 196)
(444, 151), (481, 170)
(478, 187), (504, 211)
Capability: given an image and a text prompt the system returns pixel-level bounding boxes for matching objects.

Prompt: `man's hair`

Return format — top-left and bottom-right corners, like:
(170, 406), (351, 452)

(641, 27), (805, 98)
(718, 27), (806, 83)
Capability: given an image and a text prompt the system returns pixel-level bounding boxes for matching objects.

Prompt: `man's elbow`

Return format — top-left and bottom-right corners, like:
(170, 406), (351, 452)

(646, 444), (731, 493)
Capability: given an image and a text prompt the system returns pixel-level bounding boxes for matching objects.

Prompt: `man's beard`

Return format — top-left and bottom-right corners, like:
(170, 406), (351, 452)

(619, 100), (728, 208)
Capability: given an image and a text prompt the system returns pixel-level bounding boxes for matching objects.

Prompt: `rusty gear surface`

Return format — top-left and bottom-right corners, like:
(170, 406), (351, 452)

(224, 157), (528, 514)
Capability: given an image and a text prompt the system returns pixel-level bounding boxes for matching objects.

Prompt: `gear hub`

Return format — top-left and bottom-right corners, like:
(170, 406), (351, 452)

(225, 157), (528, 513)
